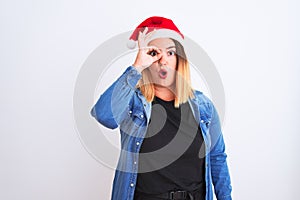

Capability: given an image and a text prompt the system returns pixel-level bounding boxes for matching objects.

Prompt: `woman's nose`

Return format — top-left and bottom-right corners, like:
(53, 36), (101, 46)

(158, 53), (167, 65)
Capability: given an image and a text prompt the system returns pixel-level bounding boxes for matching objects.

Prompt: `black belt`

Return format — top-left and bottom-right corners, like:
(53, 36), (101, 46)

(140, 190), (194, 200)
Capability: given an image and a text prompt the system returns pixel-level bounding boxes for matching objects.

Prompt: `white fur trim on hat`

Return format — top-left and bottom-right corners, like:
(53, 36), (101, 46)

(145, 29), (184, 46)
(127, 28), (185, 49)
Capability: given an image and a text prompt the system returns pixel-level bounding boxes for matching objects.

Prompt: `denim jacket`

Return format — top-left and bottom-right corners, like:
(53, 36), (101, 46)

(90, 66), (232, 200)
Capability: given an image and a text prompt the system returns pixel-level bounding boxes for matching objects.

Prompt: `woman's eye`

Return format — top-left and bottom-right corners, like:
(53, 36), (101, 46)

(168, 51), (176, 56)
(149, 50), (158, 57)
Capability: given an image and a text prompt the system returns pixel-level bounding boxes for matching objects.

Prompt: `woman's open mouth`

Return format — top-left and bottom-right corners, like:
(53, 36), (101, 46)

(158, 69), (168, 79)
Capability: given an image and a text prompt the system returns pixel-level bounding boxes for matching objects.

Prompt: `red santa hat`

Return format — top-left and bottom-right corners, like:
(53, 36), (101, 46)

(127, 16), (184, 49)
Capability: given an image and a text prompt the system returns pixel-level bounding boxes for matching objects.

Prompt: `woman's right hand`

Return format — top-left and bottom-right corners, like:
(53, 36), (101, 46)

(132, 27), (162, 73)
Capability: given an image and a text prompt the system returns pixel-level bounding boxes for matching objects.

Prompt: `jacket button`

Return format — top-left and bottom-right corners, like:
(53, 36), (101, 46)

(136, 142), (140, 146)
(129, 110), (132, 114)
(140, 114), (144, 118)
(130, 183), (134, 187)
(200, 120), (204, 123)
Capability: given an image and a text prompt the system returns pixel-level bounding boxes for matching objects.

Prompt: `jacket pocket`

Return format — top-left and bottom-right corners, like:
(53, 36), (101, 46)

(130, 107), (145, 128)
(120, 106), (146, 136)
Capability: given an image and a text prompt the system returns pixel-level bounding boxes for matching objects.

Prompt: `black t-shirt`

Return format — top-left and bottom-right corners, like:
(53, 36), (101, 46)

(135, 96), (206, 196)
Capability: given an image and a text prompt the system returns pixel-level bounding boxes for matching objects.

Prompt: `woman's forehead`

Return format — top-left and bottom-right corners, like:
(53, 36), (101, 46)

(148, 38), (176, 49)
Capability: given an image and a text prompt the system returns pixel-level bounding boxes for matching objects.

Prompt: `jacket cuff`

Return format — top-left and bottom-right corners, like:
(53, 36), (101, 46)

(125, 66), (142, 89)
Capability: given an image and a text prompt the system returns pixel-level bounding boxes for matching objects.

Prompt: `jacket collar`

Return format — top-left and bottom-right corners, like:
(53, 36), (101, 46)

(136, 88), (211, 125)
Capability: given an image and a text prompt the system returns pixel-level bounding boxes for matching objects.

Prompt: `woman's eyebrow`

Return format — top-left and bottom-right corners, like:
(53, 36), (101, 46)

(166, 46), (176, 49)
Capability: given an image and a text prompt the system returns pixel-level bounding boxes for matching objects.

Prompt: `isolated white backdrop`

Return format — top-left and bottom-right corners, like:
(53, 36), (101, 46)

(0, 0), (299, 200)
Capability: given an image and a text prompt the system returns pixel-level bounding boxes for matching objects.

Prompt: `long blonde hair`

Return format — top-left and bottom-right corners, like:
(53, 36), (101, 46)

(137, 39), (194, 108)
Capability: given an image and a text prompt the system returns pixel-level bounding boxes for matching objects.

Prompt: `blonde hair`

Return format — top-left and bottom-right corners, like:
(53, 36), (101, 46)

(137, 39), (194, 108)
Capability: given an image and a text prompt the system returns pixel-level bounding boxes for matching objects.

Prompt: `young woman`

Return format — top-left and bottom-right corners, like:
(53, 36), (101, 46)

(91, 16), (232, 200)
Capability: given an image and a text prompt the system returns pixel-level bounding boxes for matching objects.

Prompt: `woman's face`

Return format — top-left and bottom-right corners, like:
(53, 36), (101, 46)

(147, 38), (177, 89)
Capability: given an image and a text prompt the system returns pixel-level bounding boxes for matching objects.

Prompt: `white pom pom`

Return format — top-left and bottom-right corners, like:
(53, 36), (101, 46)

(127, 39), (136, 49)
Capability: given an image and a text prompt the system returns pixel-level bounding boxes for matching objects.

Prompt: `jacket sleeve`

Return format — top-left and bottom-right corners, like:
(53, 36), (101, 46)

(209, 103), (232, 200)
(90, 66), (142, 129)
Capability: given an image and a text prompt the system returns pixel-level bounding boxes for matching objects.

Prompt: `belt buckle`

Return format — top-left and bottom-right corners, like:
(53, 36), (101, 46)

(169, 190), (187, 200)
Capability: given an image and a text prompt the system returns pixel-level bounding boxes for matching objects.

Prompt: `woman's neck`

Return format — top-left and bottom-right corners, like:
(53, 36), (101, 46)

(154, 85), (175, 101)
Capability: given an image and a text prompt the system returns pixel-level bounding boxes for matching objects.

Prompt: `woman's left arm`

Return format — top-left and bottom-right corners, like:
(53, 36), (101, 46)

(209, 103), (232, 200)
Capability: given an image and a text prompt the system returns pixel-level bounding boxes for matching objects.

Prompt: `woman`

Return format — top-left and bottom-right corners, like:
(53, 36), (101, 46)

(91, 16), (232, 200)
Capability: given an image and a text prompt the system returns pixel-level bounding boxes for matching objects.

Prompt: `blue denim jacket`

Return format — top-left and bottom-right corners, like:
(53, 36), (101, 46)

(90, 66), (232, 200)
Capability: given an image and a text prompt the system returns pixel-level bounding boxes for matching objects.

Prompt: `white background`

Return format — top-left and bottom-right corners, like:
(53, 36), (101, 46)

(1, 0), (299, 199)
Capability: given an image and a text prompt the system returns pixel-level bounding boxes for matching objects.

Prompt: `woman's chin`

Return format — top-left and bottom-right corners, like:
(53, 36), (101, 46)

(153, 82), (175, 90)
